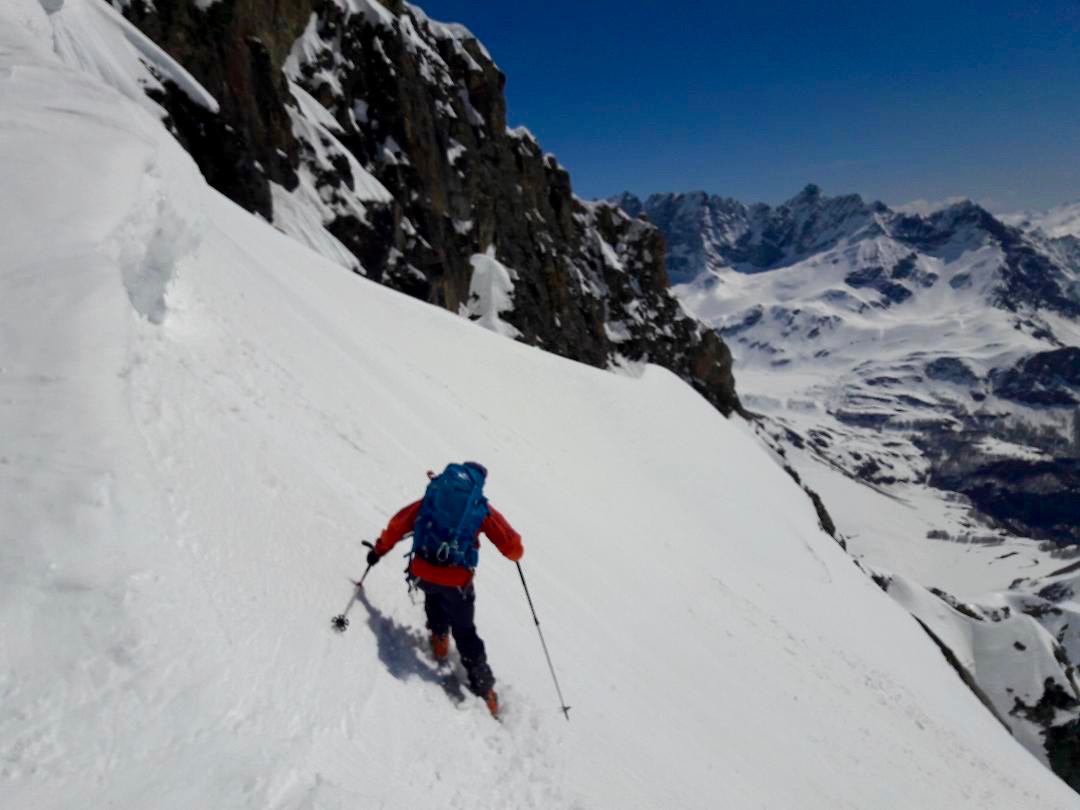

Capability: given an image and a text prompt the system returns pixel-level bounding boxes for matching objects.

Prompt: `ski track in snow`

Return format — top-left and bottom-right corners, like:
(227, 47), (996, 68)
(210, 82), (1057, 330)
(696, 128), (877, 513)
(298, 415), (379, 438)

(116, 242), (578, 809)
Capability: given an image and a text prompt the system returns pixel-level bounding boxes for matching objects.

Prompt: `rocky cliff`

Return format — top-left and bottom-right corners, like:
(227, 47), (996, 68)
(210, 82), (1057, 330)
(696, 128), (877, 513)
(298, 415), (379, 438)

(110, 0), (741, 416)
(117, 0), (312, 219)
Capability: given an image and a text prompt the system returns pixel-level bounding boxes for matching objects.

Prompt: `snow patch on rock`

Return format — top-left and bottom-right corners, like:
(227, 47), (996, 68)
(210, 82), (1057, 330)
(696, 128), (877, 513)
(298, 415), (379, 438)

(464, 250), (521, 338)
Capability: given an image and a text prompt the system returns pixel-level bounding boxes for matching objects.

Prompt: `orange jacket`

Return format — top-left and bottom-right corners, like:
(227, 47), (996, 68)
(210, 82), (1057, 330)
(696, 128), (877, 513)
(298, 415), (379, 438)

(374, 499), (523, 587)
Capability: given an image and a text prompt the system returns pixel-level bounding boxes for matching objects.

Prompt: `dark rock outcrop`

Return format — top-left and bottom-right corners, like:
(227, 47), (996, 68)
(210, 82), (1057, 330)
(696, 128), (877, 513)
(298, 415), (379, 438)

(930, 457), (1080, 544)
(1046, 719), (1080, 793)
(115, 0), (313, 219)
(116, 0), (743, 416)
(993, 348), (1080, 407)
(844, 265), (913, 307)
(925, 357), (979, 386)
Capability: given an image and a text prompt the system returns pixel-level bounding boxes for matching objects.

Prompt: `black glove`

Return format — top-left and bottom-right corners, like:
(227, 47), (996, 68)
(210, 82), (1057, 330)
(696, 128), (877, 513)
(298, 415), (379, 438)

(366, 549), (381, 567)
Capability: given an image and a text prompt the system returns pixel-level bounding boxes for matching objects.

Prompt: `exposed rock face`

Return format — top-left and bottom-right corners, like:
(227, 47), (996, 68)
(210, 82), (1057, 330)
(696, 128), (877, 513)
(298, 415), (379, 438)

(114, 0), (313, 219)
(994, 348), (1080, 407)
(1046, 719), (1080, 792)
(1074, 408), (1080, 457)
(925, 357), (979, 386)
(115, 0), (742, 416)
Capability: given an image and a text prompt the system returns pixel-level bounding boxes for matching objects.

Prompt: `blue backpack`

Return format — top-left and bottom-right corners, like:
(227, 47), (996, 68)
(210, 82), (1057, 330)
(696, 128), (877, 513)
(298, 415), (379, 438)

(412, 462), (490, 570)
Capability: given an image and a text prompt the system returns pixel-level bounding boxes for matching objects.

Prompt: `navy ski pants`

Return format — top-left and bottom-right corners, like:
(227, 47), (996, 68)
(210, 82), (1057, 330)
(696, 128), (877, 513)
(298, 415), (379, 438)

(419, 581), (495, 695)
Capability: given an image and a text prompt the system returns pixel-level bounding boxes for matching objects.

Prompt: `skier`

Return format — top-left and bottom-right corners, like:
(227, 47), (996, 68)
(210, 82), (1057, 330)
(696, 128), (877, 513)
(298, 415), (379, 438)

(365, 461), (523, 716)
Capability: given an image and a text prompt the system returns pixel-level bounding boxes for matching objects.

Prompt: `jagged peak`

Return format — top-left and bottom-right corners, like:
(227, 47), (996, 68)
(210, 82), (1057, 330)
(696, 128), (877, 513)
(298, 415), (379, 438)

(609, 192), (644, 217)
(407, 2), (495, 63)
(779, 184), (871, 213)
(915, 198), (1000, 232)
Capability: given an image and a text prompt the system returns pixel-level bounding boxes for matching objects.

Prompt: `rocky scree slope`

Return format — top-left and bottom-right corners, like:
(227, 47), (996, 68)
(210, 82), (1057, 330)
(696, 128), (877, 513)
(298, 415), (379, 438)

(618, 187), (1080, 544)
(109, 0), (740, 416)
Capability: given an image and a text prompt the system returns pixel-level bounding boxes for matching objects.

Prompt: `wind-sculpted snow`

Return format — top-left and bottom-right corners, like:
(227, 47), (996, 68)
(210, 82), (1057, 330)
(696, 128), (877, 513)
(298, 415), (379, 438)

(463, 251), (521, 338)
(3, 6), (1080, 807)
(45, 0), (218, 115)
(876, 562), (1080, 793)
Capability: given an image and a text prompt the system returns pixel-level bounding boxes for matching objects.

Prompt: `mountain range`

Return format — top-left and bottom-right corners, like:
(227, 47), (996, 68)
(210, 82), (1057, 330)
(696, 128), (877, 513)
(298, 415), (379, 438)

(617, 186), (1080, 546)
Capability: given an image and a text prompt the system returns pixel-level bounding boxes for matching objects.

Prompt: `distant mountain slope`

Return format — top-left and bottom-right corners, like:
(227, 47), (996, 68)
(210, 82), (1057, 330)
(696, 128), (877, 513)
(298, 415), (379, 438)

(616, 185), (885, 283)
(618, 187), (1080, 546)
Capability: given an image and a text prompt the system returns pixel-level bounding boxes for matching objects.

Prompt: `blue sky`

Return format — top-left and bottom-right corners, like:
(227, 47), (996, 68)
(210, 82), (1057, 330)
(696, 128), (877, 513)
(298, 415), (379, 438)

(417, 0), (1079, 212)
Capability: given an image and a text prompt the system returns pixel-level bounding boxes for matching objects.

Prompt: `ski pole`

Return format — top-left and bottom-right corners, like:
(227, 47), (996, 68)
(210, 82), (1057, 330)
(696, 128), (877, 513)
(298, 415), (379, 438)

(331, 542), (376, 632)
(516, 562), (571, 720)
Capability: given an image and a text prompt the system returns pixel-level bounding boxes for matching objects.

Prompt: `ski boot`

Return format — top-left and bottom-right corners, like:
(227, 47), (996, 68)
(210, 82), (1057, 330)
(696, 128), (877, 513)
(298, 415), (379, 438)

(483, 688), (499, 718)
(430, 632), (450, 663)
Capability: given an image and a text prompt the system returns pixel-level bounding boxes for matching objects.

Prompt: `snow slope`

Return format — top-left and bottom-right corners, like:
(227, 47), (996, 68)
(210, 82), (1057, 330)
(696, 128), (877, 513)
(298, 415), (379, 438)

(2, 2), (1079, 807)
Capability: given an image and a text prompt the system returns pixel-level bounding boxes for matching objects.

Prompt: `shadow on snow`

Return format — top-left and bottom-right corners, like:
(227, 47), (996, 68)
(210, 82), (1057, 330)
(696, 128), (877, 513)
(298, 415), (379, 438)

(355, 588), (467, 703)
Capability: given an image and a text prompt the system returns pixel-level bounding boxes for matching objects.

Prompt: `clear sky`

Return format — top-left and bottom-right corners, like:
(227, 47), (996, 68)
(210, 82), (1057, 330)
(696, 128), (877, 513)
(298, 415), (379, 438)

(415, 0), (1079, 212)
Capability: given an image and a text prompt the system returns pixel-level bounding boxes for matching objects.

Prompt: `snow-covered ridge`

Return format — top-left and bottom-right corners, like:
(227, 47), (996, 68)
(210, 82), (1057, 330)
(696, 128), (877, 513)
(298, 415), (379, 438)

(4, 3), (1079, 805)
(45, 0), (219, 115)
(621, 187), (1080, 317)
(618, 185), (889, 282)
(878, 564), (1080, 781)
(1005, 201), (1080, 241)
